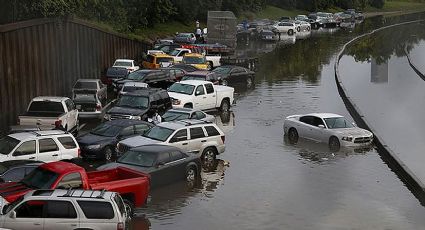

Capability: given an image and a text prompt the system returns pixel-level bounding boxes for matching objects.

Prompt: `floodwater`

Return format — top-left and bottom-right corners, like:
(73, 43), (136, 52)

(128, 14), (425, 230)
(74, 13), (425, 230)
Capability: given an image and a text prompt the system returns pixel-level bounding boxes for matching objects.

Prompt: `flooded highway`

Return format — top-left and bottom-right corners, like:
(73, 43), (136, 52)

(125, 14), (425, 230)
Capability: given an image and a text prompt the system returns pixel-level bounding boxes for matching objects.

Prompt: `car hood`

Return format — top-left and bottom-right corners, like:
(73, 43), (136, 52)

(77, 133), (114, 146)
(97, 162), (155, 174)
(0, 182), (32, 202)
(107, 106), (148, 116)
(120, 136), (161, 148)
(332, 128), (372, 137)
(167, 92), (192, 102)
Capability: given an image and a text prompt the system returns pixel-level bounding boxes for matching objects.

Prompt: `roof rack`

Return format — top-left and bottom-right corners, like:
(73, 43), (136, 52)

(60, 189), (107, 199)
(177, 119), (212, 126)
(32, 130), (68, 137)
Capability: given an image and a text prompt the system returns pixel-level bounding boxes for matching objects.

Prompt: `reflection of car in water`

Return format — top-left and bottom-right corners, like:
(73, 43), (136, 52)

(283, 136), (373, 163)
(201, 159), (229, 192)
(213, 111), (235, 134)
(295, 31), (311, 40)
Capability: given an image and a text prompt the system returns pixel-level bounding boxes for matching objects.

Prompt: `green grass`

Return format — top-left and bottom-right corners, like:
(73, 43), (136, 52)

(366, 0), (425, 12)
(239, 5), (307, 21)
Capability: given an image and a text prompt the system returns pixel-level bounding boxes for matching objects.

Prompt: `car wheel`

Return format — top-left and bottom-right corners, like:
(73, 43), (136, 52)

(186, 166), (197, 183)
(288, 29), (294, 35)
(220, 99), (230, 112)
(329, 136), (340, 151)
(202, 147), (217, 163)
(221, 79), (228, 86)
(297, 27), (300, 32)
(184, 103), (193, 109)
(246, 76), (253, 88)
(123, 199), (134, 218)
(307, 26), (311, 31)
(288, 128), (299, 144)
(104, 147), (113, 161)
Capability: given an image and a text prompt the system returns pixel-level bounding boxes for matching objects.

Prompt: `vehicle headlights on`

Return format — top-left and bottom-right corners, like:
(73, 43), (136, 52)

(129, 115), (141, 120)
(172, 99), (181, 105)
(104, 114), (111, 120)
(86, 144), (101, 150)
(342, 136), (353, 142)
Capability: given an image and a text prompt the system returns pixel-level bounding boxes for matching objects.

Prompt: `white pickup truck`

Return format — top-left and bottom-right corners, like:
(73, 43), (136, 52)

(169, 48), (221, 68)
(167, 80), (234, 111)
(18, 97), (79, 132)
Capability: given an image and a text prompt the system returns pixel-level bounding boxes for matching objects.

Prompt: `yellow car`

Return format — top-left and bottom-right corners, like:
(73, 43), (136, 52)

(182, 53), (211, 70)
(142, 53), (174, 69)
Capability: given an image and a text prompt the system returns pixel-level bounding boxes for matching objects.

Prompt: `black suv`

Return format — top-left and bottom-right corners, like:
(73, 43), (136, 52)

(112, 69), (173, 93)
(104, 88), (172, 121)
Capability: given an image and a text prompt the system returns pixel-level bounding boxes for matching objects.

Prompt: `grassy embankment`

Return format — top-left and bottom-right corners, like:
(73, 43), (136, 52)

(92, 2), (425, 42)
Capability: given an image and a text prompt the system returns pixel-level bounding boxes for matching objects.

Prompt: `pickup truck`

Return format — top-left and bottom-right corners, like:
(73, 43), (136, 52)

(0, 161), (150, 214)
(73, 79), (110, 119)
(18, 97), (79, 133)
(167, 80), (234, 112)
(169, 48), (221, 68)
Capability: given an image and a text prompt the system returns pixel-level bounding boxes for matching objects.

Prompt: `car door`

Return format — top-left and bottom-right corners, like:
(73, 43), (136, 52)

(193, 85), (207, 110)
(64, 99), (78, 130)
(297, 116), (316, 140)
(11, 140), (37, 160)
(188, 127), (207, 156)
(204, 83), (216, 108)
(3, 200), (46, 230)
(167, 151), (188, 182)
(168, 129), (189, 152)
(37, 138), (61, 162)
(152, 151), (172, 186)
(309, 116), (327, 142)
(43, 200), (78, 230)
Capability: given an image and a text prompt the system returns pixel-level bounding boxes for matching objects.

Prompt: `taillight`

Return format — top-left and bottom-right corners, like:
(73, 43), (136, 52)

(96, 104), (102, 111)
(117, 222), (124, 230)
(221, 136), (225, 143)
(54, 120), (62, 128)
(77, 148), (81, 158)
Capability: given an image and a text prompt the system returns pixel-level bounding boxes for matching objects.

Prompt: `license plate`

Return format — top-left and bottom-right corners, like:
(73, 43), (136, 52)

(266, 36), (272, 39)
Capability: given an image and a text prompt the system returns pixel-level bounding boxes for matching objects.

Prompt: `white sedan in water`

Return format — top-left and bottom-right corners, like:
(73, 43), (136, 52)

(283, 113), (373, 150)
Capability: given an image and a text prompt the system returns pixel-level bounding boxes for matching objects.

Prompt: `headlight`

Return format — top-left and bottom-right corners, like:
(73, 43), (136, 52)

(86, 144), (101, 149)
(342, 136), (353, 142)
(104, 114), (111, 120)
(129, 115), (141, 120)
(173, 99), (181, 105)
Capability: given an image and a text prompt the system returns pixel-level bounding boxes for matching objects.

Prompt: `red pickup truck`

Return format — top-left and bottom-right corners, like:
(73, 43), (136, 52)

(0, 161), (150, 214)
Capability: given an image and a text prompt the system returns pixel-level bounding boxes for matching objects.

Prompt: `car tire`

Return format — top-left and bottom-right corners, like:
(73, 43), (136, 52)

(297, 27), (300, 32)
(288, 128), (299, 144)
(219, 99), (230, 112)
(123, 199), (135, 217)
(246, 76), (253, 88)
(104, 147), (113, 161)
(288, 29), (294, 35)
(202, 147), (217, 163)
(186, 166), (197, 183)
(329, 136), (340, 151)
(307, 26), (311, 31)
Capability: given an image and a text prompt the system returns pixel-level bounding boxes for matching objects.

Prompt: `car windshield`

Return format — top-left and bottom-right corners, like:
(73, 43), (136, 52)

(181, 75), (206, 81)
(143, 126), (174, 142)
(0, 136), (20, 155)
(74, 81), (97, 89)
(213, 67), (232, 74)
(21, 167), (59, 189)
(324, 117), (354, 129)
(168, 83), (195, 95)
(90, 123), (122, 137)
(116, 95), (149, 109)
(127, 71), (148, 80)
(106, 67), (128, 77)
(117, 150), (157, 167)
(169, 50), (180, 56)
(122, 86), (146, 93)
(162, 111), (190, 121)
(114, 61), (132, 67)
(28, 101), (65, 113)
(183, 56), (205, 64)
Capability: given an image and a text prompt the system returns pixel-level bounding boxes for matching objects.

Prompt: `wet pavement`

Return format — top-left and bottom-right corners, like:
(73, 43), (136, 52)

(339, 22), (425, 192)
(75, 14), (425, 229)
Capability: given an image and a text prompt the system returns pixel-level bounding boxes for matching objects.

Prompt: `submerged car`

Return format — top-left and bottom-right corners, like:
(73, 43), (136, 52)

(98, 144), (201, 188)
(283, 113), (373, 150)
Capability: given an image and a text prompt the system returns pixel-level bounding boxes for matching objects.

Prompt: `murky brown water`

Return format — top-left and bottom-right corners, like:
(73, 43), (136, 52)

(77, 13), (425, 230)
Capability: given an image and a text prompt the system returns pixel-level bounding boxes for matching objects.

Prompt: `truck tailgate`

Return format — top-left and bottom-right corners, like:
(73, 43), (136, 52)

(18, 114), (64, 130)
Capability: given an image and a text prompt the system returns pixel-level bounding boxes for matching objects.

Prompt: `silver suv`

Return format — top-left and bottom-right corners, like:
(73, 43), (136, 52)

(0, 189), (128, 230)
(117, 119), (225, 161)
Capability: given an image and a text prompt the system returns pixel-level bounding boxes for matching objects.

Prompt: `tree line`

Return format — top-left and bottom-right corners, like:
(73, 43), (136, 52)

(1, 0), (388, 31)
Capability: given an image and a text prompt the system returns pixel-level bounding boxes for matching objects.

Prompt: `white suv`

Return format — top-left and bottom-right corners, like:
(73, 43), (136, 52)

(0, 189), (128, 230)
(117, 119), (225, 161)
(0, 130), (80, 162)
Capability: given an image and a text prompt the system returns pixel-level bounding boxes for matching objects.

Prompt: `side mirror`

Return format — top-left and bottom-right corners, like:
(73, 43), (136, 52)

(318, 124), (325, 128)
(9, 211), (16, 219)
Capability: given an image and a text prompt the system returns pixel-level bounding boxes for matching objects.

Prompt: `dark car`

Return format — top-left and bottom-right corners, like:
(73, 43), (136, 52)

(212, 65), (255, 87)
(101, 67), (129, 85)
(77, 119), (154, 161)
(160, 67), (187, 82)
(181, 70), (221, 84)
(112, 69), (172, 92)
(104, 88), (172, 121)
(258, 29), (277, 41)
(97, 145), (201, 188)
(0, 160), (42, 182)
(169, 63), (201, 73)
